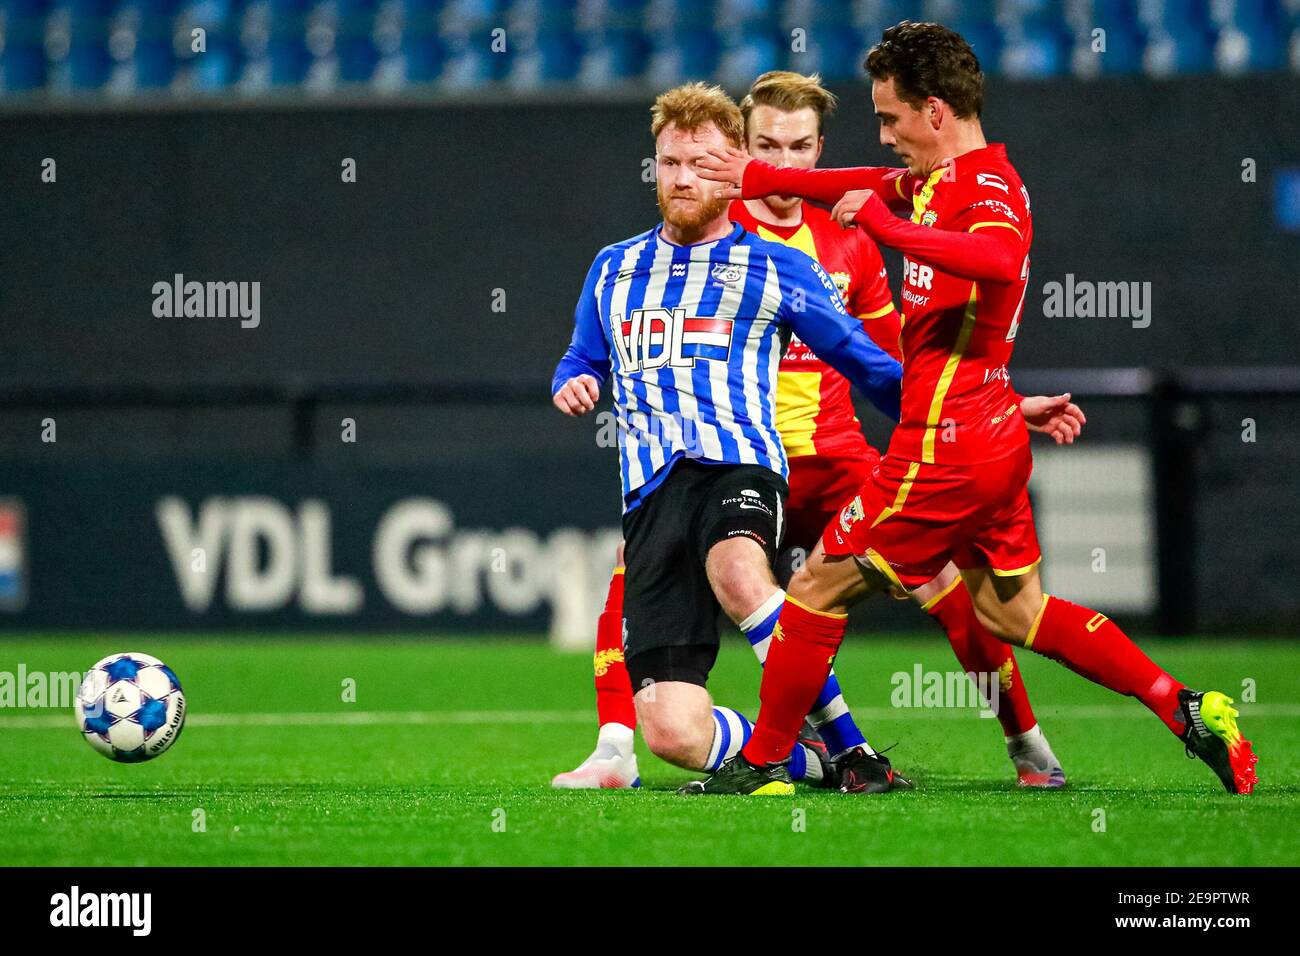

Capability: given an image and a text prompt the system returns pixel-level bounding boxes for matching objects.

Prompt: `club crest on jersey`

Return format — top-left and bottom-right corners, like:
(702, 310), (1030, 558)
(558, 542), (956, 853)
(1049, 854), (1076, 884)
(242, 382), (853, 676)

(710, 262), (745, 286)
(830, 271), (851, 296)
(612, 307), (734, 371)
(839, 495), (866, 534)
(920, 210), (938, 227)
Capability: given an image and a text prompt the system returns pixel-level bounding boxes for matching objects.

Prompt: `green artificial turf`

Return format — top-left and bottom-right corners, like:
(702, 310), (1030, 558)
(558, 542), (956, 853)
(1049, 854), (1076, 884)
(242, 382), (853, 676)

(0, 635), (1294, 866)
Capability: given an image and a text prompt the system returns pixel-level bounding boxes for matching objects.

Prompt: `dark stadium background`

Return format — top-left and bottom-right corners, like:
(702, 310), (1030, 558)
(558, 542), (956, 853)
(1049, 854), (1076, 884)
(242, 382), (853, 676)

(1, 0), (1298, 641)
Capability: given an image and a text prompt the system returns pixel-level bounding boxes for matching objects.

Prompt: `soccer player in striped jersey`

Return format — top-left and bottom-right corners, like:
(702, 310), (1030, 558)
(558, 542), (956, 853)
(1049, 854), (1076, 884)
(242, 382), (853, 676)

(689, 23), (1257, 797)
(552, 83), (905, 795)
(554, 72), (1069, 792)
(551, 82), (1082, 795)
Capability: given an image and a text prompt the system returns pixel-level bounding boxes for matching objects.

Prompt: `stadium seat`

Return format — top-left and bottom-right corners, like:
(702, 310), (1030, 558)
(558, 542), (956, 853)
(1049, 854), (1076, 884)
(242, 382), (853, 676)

(573, 0), (645, 33)
(714, 24), (781, 88)
(644, 27), (718, 87)
(1212, 0), (1287, 72)
(0, 0), (51, 92)
(1066, 0), (1145, 76)
(575, 26), (647, 87)
(45, 0), (118, 92)
(438, 30), (507, 88)
(238, 0), (313, 90)
(303, 0), (380, 90)
(999, 11), (1073, 77)
(371, 0), (443, 88)
(507, 28), (581, 88)
(783, 24), (864, 81)
(106, 0), (180, 93)
(172, 0), (244, 91)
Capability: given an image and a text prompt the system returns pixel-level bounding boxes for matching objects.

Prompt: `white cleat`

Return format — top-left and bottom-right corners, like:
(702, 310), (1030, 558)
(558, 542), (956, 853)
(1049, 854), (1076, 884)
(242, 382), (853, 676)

(551, 748), (641, 790)
(1006, 725), (1067, 789)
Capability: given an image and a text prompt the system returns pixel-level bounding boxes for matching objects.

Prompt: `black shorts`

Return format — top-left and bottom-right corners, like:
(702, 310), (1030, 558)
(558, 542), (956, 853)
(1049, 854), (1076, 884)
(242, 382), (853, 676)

(621, 460), (787, 688)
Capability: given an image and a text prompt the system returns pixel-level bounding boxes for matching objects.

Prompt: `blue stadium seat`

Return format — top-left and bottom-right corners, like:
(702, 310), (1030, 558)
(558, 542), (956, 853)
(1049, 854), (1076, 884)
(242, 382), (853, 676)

(239, 0), (312, 90)
(0, 0), (51, 92)
(715, 25), (781, 88)
(441, 0), (501, 34)
(780, 0), (854, 29)
(575, 26), (647, 87)
(336, 0), (380, 81)
(107, 0), (181, 92)
(1143, 26), (1214, 73)
(46, 0), (118, 92)
(1066, 0), (1145, 76)
(508, 0), (574, 31)
(1212, 0), (1287, 72)
(645, 0), (713, 33)
(507, 27), (581, 88)
(438, 28), (507, 88)
(716, 0), (778, 29)
(371, 0), (443, 88)
(645, 27), (718, 86)
(573, 0), (645, 34)
(173, 0), (244, 90)
(999, 12), (1072, 77)
(784, 24), (864, 81)
(303, 0), (379, 89)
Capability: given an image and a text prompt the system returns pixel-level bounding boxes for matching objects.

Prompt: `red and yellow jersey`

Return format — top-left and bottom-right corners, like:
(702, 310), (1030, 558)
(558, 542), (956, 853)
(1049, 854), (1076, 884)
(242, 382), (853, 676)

(886, 144), (1032, 465)
(728, 199), (901, 460)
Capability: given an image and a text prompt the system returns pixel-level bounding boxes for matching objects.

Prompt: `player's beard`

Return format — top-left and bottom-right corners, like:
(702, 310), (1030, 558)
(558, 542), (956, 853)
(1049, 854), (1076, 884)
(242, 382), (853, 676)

(658, 186), (731, 235)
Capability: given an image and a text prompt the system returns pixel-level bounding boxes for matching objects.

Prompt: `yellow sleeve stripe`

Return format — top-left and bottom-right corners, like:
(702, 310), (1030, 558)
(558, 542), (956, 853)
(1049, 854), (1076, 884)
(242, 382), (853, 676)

(612, 566), (625, 575)
(858, 303), (897, 320)
(968, 221), (1022, 237)
(894, 175), (906, 200)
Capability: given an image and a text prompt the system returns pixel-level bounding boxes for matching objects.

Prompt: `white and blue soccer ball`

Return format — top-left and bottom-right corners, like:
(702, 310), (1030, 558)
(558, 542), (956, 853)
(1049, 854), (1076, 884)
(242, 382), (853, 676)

(74, 652), (187, 762)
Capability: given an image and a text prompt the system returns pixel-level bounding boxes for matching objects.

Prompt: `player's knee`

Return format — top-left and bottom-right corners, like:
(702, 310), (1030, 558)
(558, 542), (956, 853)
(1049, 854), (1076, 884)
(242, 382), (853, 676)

(639, 713), (705, 768)
(708, 547), (773, 623)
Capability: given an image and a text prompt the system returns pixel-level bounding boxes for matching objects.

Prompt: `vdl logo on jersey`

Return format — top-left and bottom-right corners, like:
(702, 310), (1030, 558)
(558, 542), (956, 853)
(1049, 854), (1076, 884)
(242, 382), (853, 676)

(612, 308), (734, 372)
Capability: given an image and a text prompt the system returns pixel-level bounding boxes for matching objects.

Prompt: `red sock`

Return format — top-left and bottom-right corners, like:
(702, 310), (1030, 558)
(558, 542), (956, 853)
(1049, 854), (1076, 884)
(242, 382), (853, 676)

(927, 581), (1037, 737)
(743, 598), (846, 766)
(593, 569), (636, 731)
(1029, 595), (1185, 734)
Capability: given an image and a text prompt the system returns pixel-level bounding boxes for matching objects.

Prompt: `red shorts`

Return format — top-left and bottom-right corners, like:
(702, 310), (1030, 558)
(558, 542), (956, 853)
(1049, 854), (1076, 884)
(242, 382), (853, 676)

(821, 442), (1041, 591)
(783, 447), (880, 552)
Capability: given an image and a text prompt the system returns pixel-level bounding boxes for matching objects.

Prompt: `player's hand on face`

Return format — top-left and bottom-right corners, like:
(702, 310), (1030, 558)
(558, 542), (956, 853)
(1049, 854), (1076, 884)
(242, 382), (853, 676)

(695, 146), (749, 199)
(830, 189), (878, 228)
(1020, 393), (1087, 444)
(553, 375), (601, 416)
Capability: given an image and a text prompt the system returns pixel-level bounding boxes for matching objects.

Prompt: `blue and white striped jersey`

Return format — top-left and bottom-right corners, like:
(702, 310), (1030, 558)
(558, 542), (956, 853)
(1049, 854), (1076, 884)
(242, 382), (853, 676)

(553, 222), (901, 511)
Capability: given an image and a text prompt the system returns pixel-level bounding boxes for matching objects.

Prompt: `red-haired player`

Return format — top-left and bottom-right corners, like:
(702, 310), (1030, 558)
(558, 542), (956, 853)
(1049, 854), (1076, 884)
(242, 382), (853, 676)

(554, 70), (1073, 793)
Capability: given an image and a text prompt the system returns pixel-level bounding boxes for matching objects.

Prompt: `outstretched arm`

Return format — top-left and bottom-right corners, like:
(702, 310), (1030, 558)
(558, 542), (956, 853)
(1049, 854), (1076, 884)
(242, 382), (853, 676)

(833, 191), (1024, 283)
(696, 146), (913, 212)
(776, 254), (902, 422)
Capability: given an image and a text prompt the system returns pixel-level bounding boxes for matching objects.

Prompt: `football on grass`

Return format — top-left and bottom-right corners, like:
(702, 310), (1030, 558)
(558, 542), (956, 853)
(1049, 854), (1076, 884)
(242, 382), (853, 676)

(75, 652), (187, 762)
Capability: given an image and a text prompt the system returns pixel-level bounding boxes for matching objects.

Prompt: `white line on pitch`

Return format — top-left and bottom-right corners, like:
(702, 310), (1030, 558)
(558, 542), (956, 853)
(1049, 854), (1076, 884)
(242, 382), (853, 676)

(2, 703), (1298, 731)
